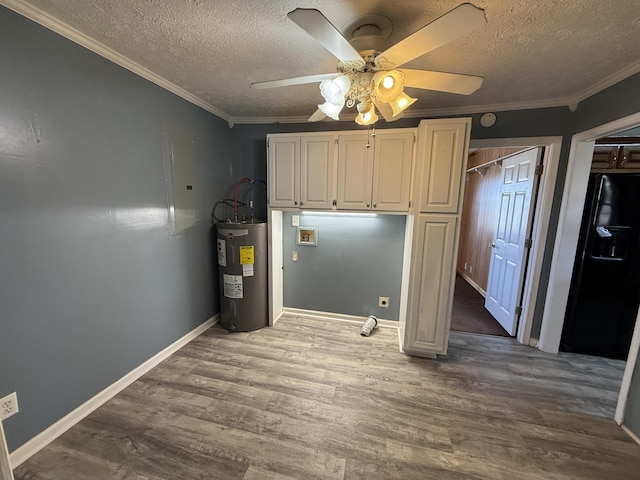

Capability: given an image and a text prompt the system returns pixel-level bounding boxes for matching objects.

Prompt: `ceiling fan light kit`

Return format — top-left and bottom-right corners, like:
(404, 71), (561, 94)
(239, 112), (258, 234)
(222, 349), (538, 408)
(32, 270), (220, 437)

(372, 70), (404, 103)
(318, 101), (344, 120)
(389, 91), (418, 117)
(251, 3), (487, 125)
(355, 103), (379, 126)
(319, 75), (351, 104)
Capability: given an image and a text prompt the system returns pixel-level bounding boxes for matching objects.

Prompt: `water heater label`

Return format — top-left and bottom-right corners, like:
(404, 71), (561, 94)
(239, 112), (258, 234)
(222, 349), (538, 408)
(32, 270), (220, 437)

(242, 264), (254, 277)
(239, 246), (254, 265)
(223, 274), (243, 298)
(217, 239), (226, 266)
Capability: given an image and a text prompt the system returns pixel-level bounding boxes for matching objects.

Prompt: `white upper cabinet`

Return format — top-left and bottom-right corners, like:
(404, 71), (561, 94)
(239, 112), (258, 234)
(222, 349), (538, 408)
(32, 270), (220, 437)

(300, 135), (336, 209)
(418, 120), (469, 213)
(268, 134), (335, 209)
(268, 135), (299, 208)
(373, 130), (414, 211)
(336, 129), (414, 211)
(336, 133), (373, 210)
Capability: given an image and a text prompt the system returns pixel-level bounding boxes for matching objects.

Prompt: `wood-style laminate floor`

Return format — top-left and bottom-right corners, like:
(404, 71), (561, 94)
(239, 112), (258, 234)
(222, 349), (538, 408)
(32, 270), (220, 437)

(14, 315), (640, 479)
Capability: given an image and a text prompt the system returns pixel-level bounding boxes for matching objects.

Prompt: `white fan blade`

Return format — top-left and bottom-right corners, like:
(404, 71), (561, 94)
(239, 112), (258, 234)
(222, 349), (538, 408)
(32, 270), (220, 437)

(400, 69), (483, 95)
(376, 3), (486, 68)
(308, 109), (327, 122)
(251, 73), (337, 89)
(288, 9), (365, 67)
(373, 100), (397, 122)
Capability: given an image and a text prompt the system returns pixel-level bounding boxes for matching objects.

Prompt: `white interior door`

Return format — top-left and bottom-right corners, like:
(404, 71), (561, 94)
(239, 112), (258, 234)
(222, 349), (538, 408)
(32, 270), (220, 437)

(485, 148), (542, 335)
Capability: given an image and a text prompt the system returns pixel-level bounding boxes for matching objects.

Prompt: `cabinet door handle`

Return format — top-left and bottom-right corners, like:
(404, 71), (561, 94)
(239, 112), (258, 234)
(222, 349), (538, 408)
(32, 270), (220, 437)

(299, 202), (303, 206)
(373, 203), (377, 208)
(294, 201), (298, 205)
(366, 203), (370, 208)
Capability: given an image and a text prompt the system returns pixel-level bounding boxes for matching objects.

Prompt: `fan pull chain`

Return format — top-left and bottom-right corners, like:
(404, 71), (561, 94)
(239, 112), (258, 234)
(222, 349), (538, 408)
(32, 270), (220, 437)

(366, 124), (376, 149)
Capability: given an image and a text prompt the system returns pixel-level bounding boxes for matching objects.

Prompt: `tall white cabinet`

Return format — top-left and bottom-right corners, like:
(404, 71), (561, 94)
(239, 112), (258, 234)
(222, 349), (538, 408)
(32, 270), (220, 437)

(402, 119), (470, 356)
(266, 119), (470, 358)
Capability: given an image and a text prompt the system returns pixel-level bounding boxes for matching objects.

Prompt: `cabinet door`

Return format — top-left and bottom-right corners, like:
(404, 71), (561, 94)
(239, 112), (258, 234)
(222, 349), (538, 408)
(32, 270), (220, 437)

(268, 136), (300, 208)
(404, 214), (457, 356)
(618, 145), (640, 169)
(591, 145), (618, 170)
(300, 135), (336, 209)
(336, 133), (373, 210)
(419, 120), (469, 213)
(372, 131), (414, 211)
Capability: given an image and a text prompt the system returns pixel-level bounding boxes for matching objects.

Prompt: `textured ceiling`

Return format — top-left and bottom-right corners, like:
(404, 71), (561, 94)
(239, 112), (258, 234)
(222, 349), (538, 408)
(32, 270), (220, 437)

(4, 0), (640, 125)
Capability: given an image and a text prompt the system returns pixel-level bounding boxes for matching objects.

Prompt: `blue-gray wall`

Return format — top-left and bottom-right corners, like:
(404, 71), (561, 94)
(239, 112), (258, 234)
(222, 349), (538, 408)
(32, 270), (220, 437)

(282, 212), (406, 320)
(0, 6), (233, 450)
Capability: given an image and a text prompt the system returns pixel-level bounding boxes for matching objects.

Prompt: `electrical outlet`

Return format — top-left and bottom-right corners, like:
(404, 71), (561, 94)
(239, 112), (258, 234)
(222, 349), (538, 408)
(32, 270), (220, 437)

(378, 296), (389, 308)
(292, 215), (300, 227)
(292, 250), (298, 261)
(0, 392), (18, 420)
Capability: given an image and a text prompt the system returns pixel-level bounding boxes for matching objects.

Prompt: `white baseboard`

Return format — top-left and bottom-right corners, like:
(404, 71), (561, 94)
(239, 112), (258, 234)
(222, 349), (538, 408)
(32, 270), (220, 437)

(282, 307), (400, 329)
(9, 315), (218, 469)
(622, 425), (640, 446)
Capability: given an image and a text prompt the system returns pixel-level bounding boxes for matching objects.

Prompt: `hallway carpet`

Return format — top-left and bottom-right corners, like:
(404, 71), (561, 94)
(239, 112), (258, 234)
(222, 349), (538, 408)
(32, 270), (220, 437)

(452, 274), (510, 337)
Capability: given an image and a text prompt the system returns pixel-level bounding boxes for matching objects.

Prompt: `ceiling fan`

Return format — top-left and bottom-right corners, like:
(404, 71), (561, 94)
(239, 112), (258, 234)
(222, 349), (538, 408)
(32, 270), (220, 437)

(251, 3), (487, 125)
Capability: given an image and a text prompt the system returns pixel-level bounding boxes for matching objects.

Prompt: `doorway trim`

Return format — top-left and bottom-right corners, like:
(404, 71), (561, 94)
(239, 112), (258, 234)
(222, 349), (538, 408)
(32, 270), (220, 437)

(539, 111), (640, 426)
(469, 136), (562, 346)
(1, 421), (15, 480)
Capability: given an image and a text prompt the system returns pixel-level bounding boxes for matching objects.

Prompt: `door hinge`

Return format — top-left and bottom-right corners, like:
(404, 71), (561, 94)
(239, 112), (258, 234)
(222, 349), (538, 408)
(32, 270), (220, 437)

(335, 138), (339, 145)
(524, 238), (533, 248)
(535, 164), (543, 176)
(408, 200), (412, 208)
(515, 306), (523, 316)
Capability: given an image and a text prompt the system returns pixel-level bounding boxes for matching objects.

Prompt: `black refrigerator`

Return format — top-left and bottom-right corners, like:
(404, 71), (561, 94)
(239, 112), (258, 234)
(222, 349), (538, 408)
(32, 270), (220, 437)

(562, 173), (640, 360)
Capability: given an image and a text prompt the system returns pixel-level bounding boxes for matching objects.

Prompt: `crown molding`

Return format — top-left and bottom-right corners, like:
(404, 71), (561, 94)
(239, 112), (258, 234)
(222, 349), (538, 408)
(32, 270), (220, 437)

(0, 0), (231, 122)
(569, 59), (640, 108)
(404, 97), (574, 118)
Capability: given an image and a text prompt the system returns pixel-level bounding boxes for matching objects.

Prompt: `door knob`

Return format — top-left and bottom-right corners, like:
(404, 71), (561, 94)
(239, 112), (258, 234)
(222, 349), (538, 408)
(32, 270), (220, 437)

(488, 242), (496, 248)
